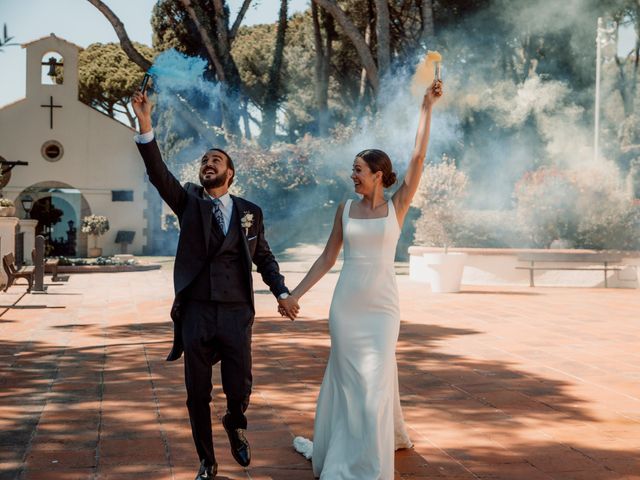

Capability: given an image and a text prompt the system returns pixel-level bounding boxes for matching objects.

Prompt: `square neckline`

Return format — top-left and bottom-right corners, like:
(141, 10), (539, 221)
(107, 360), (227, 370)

(347, 199), (391, 220)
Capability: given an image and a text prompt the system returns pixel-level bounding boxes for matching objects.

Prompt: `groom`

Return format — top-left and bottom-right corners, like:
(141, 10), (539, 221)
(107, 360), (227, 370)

(132, 91), (299, 479)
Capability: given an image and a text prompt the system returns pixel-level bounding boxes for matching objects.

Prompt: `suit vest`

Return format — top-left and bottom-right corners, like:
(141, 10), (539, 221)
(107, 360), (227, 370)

(183, 206), (251, 303)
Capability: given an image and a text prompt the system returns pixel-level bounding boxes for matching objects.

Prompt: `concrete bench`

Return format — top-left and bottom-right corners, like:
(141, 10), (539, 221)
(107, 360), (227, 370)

(516, 252), (623, 287)
(2, 253), (34, 292)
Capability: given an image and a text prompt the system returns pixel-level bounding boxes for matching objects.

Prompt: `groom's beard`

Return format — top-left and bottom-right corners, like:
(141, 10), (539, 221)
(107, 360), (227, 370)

(200, 172), (227, 189)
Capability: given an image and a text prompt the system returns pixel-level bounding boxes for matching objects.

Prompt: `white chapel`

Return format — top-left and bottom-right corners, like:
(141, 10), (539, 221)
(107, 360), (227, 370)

(0, 34), (149, 257)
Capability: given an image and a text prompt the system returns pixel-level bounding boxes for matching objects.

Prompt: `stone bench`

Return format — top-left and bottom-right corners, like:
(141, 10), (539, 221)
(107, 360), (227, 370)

(516, 252), (623, 288)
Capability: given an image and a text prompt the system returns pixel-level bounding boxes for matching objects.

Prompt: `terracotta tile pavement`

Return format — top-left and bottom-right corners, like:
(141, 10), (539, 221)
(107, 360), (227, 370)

(1, 263), (639, 479)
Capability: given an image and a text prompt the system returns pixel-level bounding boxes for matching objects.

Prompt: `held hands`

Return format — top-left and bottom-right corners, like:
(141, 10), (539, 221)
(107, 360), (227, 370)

(423, 79), (443, 108)
(132, 91), (153, 133)
(277, 295), (300, 321)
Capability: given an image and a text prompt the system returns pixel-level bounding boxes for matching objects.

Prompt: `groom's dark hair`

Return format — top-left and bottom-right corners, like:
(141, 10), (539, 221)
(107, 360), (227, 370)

(207, 147), (235, 187)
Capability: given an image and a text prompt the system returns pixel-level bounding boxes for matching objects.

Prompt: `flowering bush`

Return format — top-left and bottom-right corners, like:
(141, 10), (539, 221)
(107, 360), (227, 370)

(514, 167), (579, 248)
(162, 213), (180, 232)
(454, 209), (527, 248)
(412, 155), (468, 252)
(0, 198), (14, 207)
(81, 215), (110, 236)
(514, 161), (640, 249)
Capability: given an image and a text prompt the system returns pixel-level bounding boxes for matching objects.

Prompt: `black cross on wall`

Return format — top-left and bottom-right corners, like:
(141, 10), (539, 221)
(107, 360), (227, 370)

(40, 96), (62, 129)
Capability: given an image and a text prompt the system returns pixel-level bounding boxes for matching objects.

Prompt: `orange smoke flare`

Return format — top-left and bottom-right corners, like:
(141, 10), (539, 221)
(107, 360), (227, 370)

(411, 50), (442, 98)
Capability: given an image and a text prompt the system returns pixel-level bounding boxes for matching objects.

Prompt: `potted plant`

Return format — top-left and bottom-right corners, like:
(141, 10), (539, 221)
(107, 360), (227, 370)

(412, 156), (468, 293)
(0, 198), (16, 217)
(81, 214), (110, 257)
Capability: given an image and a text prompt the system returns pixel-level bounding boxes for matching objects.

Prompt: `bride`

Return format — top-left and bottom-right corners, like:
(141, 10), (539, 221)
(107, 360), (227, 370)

(286, 79), (442, 479)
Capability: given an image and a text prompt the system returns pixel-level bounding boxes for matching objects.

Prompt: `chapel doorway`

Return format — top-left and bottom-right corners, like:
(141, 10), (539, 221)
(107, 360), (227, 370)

(16, 182), (91, 257)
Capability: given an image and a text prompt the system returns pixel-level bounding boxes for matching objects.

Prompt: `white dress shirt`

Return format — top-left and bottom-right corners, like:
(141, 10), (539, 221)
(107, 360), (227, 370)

(134, 129), (155, 144)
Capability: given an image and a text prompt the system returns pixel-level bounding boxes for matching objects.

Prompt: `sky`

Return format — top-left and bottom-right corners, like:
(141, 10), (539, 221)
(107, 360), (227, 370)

(0, 0), (309, 107)
(0, 0), (637, 108)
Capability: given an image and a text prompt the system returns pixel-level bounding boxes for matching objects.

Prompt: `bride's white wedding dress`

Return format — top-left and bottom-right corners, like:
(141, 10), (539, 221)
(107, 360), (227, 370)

(294, 198), (412, 479)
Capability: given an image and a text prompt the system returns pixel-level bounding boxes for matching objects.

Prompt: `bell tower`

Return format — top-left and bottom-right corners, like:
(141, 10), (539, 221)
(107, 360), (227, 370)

(23, 34), (81, 104)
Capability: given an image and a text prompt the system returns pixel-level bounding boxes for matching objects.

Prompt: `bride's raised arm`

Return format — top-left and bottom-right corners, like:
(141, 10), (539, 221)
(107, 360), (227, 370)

(392, 80), (442, 225)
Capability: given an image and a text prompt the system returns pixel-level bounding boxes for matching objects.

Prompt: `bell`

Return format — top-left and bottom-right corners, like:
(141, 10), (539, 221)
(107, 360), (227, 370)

(46, 57), (58, 77)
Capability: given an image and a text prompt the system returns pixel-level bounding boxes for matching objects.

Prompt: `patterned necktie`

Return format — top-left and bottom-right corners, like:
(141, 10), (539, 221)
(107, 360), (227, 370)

(212, 198), (226, 235)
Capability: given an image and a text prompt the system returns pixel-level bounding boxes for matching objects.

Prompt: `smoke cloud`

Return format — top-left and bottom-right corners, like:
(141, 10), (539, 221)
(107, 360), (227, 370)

(145, 0), (637, 254)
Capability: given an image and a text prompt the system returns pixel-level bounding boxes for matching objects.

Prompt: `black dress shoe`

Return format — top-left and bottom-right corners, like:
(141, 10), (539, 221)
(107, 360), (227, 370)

(195, 459), (217, 479)
(222, 414), (251, 467)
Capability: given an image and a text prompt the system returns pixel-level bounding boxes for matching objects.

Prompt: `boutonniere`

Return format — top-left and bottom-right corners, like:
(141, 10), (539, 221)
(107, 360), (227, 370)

(240, 211), (254, 235)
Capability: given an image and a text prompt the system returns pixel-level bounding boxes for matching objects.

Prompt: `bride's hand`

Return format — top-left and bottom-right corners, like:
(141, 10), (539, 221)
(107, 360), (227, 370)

(278, 295), (300, 321)
(423, 80), (443, 108)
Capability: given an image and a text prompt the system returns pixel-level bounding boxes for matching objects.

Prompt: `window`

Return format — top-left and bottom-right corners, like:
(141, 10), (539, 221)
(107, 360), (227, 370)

(41, 140), (64, 162)
(112, 190), (134, 202)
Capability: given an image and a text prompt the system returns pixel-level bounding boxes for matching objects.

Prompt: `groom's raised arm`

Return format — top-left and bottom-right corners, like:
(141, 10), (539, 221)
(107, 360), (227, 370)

(132, 91), (187, 216)
(135, 139), (187, 216)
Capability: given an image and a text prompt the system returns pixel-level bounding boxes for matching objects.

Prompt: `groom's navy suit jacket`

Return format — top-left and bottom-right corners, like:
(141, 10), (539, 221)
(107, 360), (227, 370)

(136, 139), (288, 361)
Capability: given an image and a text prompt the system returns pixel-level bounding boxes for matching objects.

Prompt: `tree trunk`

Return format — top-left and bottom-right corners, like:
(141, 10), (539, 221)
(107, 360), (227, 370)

(241, 97), (252, 140)
(230, 0), (253, 41)
(522, 33), (540, 82)
(323, 15), (336, 88)
(212, 0), (244, 139)
(312, 2), (325, 136)
(312, 3), (334, 136)
(312, 0), (379, 94)
(180, 0), (242, 139)
(419, 0), (435, 42)
(631, 10), (640, 107)
(615, 56), (633, 116)
(212, 0), (232, 59)
(118, 100), (137, 128)
(87, 0), (152, 71)
(359, 23), (372, 101)
(179, 0), (226, 80)
(259, 0), (288, 147)
(374, 0), (390, 76)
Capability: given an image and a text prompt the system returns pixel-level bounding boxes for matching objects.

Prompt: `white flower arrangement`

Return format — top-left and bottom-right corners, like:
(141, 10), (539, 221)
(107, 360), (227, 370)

(81, 214), (110, 236)
(0, 198), (14, 207)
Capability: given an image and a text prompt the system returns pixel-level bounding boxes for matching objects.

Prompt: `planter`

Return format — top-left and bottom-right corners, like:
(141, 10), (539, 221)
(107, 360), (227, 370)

(423, 252), (467, 293)
(0, 206), (16, 217)
(409, 254), (431, 283)
(88, 247), (102, 258)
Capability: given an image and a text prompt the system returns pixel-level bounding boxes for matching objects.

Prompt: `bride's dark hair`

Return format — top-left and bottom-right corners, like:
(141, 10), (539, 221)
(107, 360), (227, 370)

(356, 149), (397, 188)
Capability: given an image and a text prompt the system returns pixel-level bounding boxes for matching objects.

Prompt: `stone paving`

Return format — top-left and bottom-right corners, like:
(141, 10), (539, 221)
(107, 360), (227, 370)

(1, 260), (639, 479)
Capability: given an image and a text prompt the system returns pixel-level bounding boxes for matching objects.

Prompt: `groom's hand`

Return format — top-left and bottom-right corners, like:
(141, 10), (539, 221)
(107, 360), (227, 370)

(277, 296), (300, 321)
(132, 90), (153, 134)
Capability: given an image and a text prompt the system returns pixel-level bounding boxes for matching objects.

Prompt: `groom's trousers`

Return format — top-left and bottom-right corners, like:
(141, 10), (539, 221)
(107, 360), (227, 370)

(181, 299), (254, 466)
